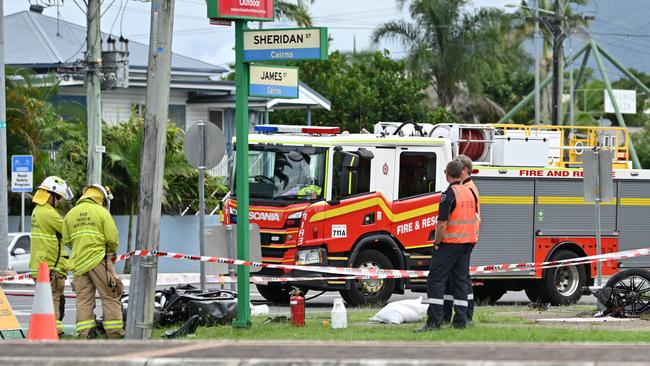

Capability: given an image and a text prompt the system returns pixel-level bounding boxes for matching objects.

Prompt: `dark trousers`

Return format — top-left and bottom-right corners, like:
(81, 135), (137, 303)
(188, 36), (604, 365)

(443, 246), (474, 322)
(425, 243), (473, 327)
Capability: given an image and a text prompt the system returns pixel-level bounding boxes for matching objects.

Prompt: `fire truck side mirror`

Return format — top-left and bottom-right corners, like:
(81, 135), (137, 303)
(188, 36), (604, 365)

(342, 152), (360, 169)
(356, 148), (374, 160)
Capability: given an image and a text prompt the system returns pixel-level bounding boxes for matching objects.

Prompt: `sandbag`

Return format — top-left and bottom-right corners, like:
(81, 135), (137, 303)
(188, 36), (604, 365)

(371, 297), (428, 324)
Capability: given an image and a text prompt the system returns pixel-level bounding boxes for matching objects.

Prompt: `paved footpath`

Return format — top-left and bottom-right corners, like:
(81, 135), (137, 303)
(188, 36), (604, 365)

(0, 340), (649, 365)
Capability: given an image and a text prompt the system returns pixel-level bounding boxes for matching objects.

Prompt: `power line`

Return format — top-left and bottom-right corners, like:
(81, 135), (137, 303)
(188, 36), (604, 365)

(590, 31), (650, 39)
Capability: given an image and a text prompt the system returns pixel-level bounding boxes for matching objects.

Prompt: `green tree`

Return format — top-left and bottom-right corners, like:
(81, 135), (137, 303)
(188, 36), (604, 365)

(373, 0), (528, 120)
(273, 50), (438, 132)
(276, 0), (314, 26)
(632, 124), (650, 169)
(5, 68), (87, 213)
(102, 113), (227, 273)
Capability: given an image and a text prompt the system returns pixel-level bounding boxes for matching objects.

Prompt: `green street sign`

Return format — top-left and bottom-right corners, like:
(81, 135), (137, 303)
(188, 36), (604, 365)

(207, 0), (274, 21)
(249, 64), (299, 99)
(243, 27), (328, 62)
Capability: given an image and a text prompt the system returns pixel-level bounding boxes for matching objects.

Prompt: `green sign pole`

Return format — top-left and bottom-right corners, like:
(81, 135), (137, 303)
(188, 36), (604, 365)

(233, 19), (251, 328)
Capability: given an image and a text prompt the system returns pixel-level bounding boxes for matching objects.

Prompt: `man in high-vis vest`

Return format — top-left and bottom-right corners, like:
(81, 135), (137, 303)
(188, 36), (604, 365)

(63, 184), (124, 338)
(442, 155), (480, 324)
(30, 176), (74, 335)
(416, 160), (478, 332)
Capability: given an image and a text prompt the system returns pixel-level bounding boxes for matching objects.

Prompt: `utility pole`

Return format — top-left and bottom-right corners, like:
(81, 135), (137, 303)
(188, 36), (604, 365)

(86, 0), (103, 184)
(534, 0), (541, 124)
(0, 0), (10, 272)
(551, 0), (564, 125)
(125, 0), (175, 340)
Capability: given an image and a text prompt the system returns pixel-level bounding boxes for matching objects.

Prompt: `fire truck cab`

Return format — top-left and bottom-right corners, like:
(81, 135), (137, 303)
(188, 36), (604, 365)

(223, 122), (650, 306)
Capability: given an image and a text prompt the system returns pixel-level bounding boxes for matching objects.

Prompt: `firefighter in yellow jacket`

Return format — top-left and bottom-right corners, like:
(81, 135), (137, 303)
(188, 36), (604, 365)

(30, 176), (74, 334)
(62, 184), (124, 338)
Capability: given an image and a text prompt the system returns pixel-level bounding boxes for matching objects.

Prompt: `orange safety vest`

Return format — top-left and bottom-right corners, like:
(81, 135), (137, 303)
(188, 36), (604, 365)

(463, 179), (480, 217)
(442, 184), (479, 244)
(464, 179), (481, 238)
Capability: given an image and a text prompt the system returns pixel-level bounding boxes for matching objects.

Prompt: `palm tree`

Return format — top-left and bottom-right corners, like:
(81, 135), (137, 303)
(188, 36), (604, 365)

(373, 0), (527, 119)
(276, 0), (314, 26)
(257, 0), (315, 28)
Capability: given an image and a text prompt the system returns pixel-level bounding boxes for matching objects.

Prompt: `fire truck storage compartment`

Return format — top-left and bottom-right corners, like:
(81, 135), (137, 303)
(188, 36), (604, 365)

(617, 180), (650, 268)
(471, 178), (535, 269)
(493, 136), (549, 167)
(535, 179), (617, 236)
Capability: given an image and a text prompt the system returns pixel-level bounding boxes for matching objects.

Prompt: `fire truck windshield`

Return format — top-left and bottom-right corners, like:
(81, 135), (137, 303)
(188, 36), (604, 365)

(232, 145), (327, 203)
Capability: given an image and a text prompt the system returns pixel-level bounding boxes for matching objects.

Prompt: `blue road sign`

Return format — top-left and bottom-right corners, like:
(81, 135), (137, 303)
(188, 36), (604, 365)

(11, 155), (33, 193)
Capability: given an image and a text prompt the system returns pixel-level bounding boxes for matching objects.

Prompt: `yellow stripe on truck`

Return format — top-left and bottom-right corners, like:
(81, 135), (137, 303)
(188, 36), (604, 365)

(538, 196), (617, 205)
(620, 198), (650, 206)
(480, 196), (534, 205)
(309, 197), (439, 223)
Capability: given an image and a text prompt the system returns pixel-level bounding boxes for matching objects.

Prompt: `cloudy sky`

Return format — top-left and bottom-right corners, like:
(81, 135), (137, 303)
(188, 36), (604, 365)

(5, 0), (515, 68)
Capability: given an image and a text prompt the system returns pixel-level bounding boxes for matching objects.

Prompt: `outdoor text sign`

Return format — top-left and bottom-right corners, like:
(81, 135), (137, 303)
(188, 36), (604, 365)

(243, 27), (328, 62)
(11, 155), (33, 193)
(207, 0), (274, 21)
(249, 64), (299, 99)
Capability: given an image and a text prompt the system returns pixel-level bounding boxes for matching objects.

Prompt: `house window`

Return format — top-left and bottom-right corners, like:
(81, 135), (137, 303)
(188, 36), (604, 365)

(398, 152), (437, 199)
(209, 110), (224, 131)
(168, 105), (187, 130)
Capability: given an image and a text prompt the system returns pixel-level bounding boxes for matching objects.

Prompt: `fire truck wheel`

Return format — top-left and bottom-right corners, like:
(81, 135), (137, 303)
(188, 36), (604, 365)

(256, 284), (309, 304)
(340, 250), (396, 306)
(538, 250), (587, 305)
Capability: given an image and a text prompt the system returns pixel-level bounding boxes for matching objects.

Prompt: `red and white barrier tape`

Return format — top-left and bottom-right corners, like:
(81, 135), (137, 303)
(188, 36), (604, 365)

(2, 246), (648, 284)
(112, 246), (650, 278)
(0, 273), (33, 283)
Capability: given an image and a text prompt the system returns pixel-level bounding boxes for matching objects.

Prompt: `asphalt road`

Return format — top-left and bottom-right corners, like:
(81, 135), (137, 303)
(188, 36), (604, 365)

(0, 340), (649, 365)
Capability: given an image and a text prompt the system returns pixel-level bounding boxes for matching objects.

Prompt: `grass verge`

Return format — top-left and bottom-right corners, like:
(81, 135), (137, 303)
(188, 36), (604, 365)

(153, 306), (650, 343)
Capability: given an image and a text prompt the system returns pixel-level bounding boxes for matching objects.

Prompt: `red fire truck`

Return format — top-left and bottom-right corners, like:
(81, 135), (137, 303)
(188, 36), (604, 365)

(222, 122), (650, 306)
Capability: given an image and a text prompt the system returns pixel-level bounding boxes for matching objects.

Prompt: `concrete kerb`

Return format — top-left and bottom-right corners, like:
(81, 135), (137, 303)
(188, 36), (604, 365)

(0, 358), (647, 366)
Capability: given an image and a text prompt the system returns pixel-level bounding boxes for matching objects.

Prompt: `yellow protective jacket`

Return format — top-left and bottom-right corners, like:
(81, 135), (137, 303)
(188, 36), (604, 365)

(62, 198), (119, 277)
(30, 203), (69, 277)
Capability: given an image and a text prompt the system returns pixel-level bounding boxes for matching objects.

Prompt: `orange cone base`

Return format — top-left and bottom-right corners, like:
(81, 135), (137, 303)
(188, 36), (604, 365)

(27, 313), (59, 341)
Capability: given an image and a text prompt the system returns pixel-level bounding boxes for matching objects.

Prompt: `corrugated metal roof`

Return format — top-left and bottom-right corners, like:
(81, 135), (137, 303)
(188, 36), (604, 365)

(5, 10), (227, 74)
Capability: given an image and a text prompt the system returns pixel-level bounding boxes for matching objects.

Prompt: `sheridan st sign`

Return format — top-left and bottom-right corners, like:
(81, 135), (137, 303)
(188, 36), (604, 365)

(243, 27), (328, 62)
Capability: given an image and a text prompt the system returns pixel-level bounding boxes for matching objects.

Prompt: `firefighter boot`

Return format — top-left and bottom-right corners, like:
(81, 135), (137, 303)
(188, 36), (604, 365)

(414, 318), (440, 333)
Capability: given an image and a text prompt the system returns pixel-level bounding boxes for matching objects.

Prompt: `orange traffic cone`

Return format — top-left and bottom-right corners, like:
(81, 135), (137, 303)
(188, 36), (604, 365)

(27, 262), (58, 341)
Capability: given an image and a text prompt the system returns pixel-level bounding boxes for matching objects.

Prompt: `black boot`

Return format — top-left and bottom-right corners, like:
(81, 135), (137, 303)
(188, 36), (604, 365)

(414, 319), (439, 333)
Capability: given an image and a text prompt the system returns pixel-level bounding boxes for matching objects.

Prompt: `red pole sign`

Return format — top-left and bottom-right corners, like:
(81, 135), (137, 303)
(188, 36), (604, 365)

(207, 0), (274, 21)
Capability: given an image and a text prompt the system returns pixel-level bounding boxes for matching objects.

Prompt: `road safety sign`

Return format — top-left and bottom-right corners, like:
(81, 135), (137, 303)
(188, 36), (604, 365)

(249, 64), (299, 99)
(11, 155), (33, 193)
(243, 27), (328, 62)
(0, 288), (21, 331)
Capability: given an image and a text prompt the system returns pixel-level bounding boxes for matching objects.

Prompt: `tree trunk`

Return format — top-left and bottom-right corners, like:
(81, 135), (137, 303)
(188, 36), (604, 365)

(123, 201), (135, 274)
